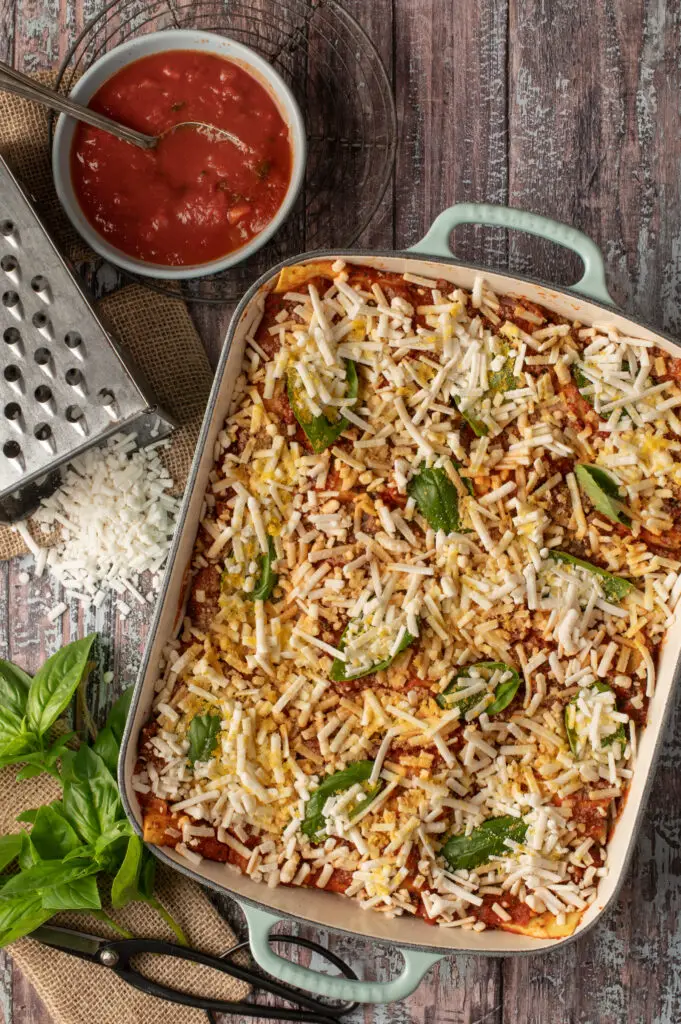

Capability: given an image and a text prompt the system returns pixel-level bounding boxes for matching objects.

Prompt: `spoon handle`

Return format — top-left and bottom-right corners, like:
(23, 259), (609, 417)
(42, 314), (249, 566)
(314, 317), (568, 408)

(0, 61), (156, 149)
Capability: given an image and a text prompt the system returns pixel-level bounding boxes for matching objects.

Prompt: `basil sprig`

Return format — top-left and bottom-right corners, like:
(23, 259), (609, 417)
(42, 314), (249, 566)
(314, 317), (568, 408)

(564, 680), (627, 757)
(246, 535), (279, 602)
(454, 349), (518, 437)
(442, 815), (528, 871)
(0, 641), (188, 949)
(187, 711), (222, 765)
(407, 465), (464, 533)
(574, 464), (631, 528)
(329, 620), (417, 682)
(0, 636), (95, 780)
(436, 661), (522, 716)
(287, 359), (358, 453)
(548, 550), (633, 602)
(301, 761), (377, 842)
(571, 362), (594, 403)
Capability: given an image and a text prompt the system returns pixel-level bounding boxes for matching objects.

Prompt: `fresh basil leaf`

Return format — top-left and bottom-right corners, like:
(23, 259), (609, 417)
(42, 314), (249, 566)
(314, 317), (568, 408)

(111, 834), (143, 909)
(16, 809), (38, 825)
(101, 687), (133, 746)
(575, 464), (631, 528)
(0, 659), (31, 718)
(17, 834), (39, 871)
(245, 535), (278, 602)
(454, 463), (475, 496)
(30, 805), (80, 861)
(138, 850), (157, 901)
(187, 712), (222, 765)
(436, 661), (522, 716)
(571, 362), (592, 395)
(27, 635), (96, 737)
(287, 359), (358, 453)
(454, 350), (517, 437)
(0, 835), (22, 872)
(0, 857), (97, 898)
(92, 728), (120, 778)
(442, 815), (528, 871)
(42, 875), (101, 912)
(407, 466), (463, 533)
(0, 708), (38, 761)
(565, 680), (627, 757)
(349, 782), (384, 820)
(60, 745), (123, 845)
(0, 892), (52, 947)
(329, 621), (417, 682)
(302, 761), (375, 841)
(548, 550), (633, 602)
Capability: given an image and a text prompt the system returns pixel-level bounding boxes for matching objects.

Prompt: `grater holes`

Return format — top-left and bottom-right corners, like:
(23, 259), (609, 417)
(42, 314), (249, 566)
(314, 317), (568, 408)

(3, 327), (21, 347)
(3, 439), (21, 459)
(4, 365), (21, 384)
(65, 368), (84, 387)
(0, 221), (18, 248)
(2, 290), (22, 314)
(31, 275), (49, 291)
(34, 422), (54, 449)
(34, 384), (53, 404)
(1, 256), (17, 271)
(98, 388), (115, 405)
(4, 402), (24, 432)
(65, 404), (83, 421)
(64, 331), (82, 348)
(34, 347), (53, 370)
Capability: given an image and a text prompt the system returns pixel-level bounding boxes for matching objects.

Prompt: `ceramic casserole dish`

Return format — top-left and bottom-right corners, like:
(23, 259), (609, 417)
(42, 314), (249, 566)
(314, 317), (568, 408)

(119, 203), (681, 1004)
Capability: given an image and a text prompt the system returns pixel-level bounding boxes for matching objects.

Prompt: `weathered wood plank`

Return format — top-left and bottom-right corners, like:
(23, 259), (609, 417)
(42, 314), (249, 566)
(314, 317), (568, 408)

(393, 0), (510, 265)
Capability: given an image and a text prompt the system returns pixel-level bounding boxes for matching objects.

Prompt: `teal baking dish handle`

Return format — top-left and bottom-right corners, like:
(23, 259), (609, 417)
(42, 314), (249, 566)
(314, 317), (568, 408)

(408, 202), (615, 306)
(242, 903), (443, 1004)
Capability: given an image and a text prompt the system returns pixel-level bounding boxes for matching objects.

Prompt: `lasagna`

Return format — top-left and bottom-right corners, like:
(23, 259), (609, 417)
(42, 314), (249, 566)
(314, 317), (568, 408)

(134, 260), (681, 937)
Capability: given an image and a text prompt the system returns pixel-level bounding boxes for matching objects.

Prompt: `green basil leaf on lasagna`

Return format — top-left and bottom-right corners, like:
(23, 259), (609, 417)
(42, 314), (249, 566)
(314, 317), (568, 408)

(574, 464), (631, 528)
(287, 359), (358, 453)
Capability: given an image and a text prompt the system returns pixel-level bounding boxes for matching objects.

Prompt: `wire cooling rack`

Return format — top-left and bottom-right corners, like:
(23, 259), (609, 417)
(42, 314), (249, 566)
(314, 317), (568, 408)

(52, 0), (396, 305)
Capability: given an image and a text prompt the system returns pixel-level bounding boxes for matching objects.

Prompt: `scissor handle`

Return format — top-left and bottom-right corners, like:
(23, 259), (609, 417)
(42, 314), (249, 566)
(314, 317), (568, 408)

(97, 937), (352, 1024)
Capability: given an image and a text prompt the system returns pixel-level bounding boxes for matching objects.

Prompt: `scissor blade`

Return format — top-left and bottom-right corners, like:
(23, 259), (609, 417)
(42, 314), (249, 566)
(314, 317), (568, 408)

(31, 924), (104, 958)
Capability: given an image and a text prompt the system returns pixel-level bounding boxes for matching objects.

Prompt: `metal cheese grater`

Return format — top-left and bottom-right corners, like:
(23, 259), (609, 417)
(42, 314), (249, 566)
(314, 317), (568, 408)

(0, 154), (175, 523)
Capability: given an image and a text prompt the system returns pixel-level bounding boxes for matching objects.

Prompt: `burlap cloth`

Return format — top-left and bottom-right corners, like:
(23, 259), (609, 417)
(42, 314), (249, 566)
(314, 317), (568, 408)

(1, 765), (249, 1022)
(0, 73), (215, 559)
(0, 79), (249, 1020)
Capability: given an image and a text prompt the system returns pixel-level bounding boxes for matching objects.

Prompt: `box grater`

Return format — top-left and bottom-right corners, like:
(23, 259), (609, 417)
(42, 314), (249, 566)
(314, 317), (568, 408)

(0, 154), (175, 523)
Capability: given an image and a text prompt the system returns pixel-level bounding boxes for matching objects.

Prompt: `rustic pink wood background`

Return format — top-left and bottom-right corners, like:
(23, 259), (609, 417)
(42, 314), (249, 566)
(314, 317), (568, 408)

(2, 1), (681, 1022)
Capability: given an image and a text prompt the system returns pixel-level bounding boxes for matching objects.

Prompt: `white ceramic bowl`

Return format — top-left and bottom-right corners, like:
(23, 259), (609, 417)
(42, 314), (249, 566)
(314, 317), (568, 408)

(52, 30), (307, 280)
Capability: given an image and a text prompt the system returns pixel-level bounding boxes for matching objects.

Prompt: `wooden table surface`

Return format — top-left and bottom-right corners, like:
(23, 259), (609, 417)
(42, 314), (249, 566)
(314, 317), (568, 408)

(2, 1), (681, 1022)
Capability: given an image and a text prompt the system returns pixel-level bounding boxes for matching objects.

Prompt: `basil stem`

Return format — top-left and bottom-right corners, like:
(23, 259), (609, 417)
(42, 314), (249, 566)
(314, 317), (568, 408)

(301, 761), (375, 841)
(436, 661), (522, 716)
(187, 712), (222, 765)
(407, 465), (463, 533)
(246, 535), (279, 602)
(575, 464), (631, 528)
(329, 621), (417, 683)
(564, 680), (627, 757)
(548, 550), (633, 602)
(442, 815), (528, 871)
(287, 359), (358, 453)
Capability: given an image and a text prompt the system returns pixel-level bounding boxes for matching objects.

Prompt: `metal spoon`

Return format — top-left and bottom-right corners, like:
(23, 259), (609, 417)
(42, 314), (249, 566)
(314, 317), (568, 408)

(0, 60), (251, 153)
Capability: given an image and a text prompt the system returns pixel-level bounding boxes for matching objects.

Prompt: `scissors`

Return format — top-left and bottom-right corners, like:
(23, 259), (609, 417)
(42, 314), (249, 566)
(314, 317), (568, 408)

(32, 923), (360, 1024)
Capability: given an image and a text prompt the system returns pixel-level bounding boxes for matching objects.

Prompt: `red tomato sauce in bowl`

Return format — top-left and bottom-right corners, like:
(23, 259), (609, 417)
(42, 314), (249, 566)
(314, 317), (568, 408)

(70, 50), (293, 267)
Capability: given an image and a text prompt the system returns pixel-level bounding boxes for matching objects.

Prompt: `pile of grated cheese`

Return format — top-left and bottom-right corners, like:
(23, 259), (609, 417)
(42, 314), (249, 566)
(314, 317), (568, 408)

(17, 433), (179, 617)
(134, 261), (681, 935)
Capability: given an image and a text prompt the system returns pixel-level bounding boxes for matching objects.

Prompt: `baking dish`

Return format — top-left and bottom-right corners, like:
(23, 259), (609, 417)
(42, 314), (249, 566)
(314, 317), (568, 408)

(119, 202), (681, 1003)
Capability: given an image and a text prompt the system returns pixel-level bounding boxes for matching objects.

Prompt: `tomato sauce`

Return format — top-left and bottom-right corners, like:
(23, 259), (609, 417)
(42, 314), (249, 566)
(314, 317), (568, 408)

(71, 50), (293, 266)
